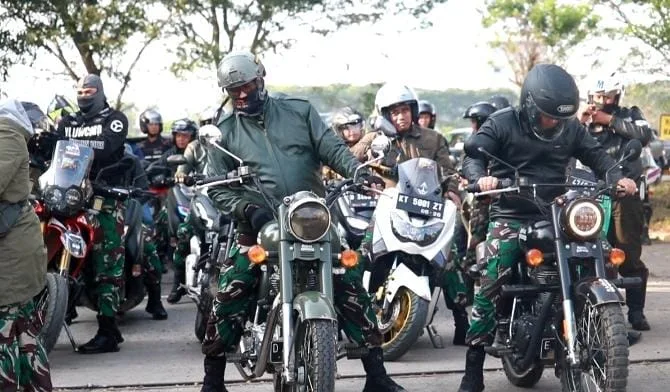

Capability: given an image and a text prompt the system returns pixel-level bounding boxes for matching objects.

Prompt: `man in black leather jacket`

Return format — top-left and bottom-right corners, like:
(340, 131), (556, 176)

(457, 64), (637, 392)
(581, 74), (653, 331)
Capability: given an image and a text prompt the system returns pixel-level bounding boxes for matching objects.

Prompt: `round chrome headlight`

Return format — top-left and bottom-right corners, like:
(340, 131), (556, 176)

(65, 188), (83, 207)
(287, 195), (331, 243)
(562, 199), (603, 240)
(45, 186), (63, 206)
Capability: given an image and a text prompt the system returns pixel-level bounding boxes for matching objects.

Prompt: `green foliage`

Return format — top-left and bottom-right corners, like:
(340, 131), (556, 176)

(165, 0), (449, 75)
(625, 81), (670, 129)
(599, 0), (670, 74)
(0, 0), (163, 108)
(483, 0), (600, 86)
(271, 84), (517, 132)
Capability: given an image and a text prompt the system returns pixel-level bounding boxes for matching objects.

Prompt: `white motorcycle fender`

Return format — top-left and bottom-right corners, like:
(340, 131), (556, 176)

(385, 263), (432, 303)
(185, 236), (201, 289)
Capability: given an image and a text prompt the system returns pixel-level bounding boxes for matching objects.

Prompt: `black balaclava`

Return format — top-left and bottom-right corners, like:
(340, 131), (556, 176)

(77, 74), (106, 118)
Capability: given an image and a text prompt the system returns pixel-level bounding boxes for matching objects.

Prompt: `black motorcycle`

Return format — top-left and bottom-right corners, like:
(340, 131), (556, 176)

(466, 140), (642, 391)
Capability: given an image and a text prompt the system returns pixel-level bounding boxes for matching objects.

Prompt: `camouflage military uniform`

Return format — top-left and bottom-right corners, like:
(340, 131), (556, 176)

(0, 300), (52, 391)
(465, 220), (522, 346)
(172, 217), (193, 273)
(202, 242), (381, 356)
(143, 241), (163, 285)
(88, 199), (126, 317)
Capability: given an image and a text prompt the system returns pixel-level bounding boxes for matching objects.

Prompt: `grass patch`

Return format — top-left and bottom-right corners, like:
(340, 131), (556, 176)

(650, 182), (670, 233)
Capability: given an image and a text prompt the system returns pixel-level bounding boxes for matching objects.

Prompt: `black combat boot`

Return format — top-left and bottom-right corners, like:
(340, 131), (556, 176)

(201, 355), (228, 392)
(167, 268), (187, 304)
(452, 306), (470, 346)
(458, 346), (485, 392)
(78, 315), (121, 354)
(361, 347), (407, 392)
(145, 281), (168, 320)
(627, 270), (650, 331)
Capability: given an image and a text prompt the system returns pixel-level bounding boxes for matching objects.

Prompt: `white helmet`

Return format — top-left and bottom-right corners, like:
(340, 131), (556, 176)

(587, 72), (625, 107)
(374, 83), (419, 123)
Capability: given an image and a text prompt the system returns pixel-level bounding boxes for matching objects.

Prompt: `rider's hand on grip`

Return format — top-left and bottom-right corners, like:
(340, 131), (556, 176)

(465, 178), (512, 193)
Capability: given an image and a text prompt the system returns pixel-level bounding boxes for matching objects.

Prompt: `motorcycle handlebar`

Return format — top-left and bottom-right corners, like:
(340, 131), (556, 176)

(465, 178), (513, 193)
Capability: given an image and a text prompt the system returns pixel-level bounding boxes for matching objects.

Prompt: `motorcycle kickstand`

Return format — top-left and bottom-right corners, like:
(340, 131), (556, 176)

(426, 289), (444, 349)
(62, 321), (79, 352)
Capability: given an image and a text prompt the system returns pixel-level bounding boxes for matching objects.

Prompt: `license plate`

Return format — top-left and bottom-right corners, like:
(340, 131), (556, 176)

(270, 341), (283, 363)
(348, 193), (376, 208)
(396, 193), (445, 219)
(540, 337), (555, 360)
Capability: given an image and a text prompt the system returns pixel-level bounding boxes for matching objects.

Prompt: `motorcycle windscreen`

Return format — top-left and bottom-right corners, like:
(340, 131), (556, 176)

(38, 140), (94, 212)
(395, 157), (445, 219)
(39, 140), (94, 189)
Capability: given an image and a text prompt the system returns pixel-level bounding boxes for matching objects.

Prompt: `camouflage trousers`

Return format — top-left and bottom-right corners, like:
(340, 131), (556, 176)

(463, 197), (491, 268)
(465, 220), (522, 346)
(89, 199), (126, 318)
(0, 300), (52, 392)
(143, 240), (163, 285)
(201, 246), (381, 356)
(172, 218), (194, 271)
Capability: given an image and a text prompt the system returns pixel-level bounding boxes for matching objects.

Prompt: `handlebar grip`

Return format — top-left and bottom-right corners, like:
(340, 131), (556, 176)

(465, 178), (513, 193)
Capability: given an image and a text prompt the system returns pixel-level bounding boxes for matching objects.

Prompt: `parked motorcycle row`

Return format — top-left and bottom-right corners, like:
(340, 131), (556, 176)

(27, 111), (651, 392)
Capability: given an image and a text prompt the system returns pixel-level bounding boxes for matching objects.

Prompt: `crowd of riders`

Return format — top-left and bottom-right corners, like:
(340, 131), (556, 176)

(1, 48), (657, 392)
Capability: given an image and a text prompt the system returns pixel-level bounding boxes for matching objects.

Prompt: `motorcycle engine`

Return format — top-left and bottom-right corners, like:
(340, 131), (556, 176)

(511, 314), (536, 354)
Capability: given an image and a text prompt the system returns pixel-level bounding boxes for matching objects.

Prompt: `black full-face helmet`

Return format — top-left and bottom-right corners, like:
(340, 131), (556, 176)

(520, 64), (579, 142)
(463, 101), (496, 130)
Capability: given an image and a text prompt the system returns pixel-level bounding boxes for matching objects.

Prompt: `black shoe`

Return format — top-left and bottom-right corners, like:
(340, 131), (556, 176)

(146, 283), (168, 320)
(361, 347), (406, 392)
(201, 356), (228, 392)
(167, 269), (186, 304)
(629, 311), (651, 331)
(78, 316), (120, 354)
(627, 330), (642, 346)
(362, 374), (407, 392)
(453, 307), (470, 346)
(458, 346), (485, 392)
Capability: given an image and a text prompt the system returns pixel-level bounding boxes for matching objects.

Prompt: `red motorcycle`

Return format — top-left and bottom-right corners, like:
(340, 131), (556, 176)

(34, 140), (148, 352)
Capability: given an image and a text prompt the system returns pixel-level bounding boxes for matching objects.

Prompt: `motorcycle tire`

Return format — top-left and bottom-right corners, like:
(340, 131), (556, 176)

(36, 273), (69, 353)
(502, 355), (544, 388)
(378, 288), (430, 361)
(275, 319), (337, 392)
(560, 301), (628, 392)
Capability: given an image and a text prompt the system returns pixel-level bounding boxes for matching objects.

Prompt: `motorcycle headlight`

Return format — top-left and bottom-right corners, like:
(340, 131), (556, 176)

(287, 196), (331, 243)
(562, 199), (603, 240)
(390, 210), (445, 246)
(65, 188), (83, 207)
(45, 186), (63, 206)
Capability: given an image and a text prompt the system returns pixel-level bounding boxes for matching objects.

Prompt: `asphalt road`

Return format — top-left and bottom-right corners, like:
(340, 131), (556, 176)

(51, 242), (670, 391)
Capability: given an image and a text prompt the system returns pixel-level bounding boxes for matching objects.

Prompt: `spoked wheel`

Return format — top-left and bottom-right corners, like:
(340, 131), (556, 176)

(376, 287), (429, 361)
(561, 301), (628, 392)
(277, 319), (337, 392)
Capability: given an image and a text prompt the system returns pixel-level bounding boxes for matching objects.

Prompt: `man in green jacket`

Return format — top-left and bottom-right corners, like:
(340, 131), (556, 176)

(200, 51), (405, 392)
(0, 99), (52, 391)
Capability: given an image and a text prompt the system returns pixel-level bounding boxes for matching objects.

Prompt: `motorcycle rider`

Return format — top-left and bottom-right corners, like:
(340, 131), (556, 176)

(463, 101), (497, 132)
(457, 63), (638, 392)
(0, 99), (53, 391)
(160, 119), (199, 304)
(489, 95), (511, 111)
(135, 109), (172, 163)
(201, 51), (405, 392)
(418, 99), (437, 130)
(580, 72), (653, 331)
(359, 83), (470, 346)
(55, 74), (129, 354)
(323, 106), (377, 182)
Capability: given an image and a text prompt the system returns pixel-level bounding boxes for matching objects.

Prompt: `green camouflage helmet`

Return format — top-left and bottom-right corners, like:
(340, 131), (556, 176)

(217, 51), (267, 89)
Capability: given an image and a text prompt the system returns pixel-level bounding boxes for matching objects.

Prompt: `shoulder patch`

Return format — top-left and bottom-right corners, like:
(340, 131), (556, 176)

(110, 119), (125, 133)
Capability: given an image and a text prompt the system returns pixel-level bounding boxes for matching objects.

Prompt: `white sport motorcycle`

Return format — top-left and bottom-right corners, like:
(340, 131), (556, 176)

(362, 126), (459, 361)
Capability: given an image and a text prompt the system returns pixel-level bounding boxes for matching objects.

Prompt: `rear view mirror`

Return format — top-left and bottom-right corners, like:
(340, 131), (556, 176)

(166, 154), (187, 167)
(370, 135), (391, 157)
(623, 139), (642, 162)
(199, 124), (222, 146)
(370, 116), (397, 138)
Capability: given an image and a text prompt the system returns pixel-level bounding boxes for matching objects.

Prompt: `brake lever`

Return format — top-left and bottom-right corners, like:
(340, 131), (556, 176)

(473, 186), (520, 198)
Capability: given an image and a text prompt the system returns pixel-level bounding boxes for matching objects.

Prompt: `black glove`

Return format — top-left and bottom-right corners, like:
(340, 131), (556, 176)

(358, 173), (386, 189)
(244, 204), (274, 233)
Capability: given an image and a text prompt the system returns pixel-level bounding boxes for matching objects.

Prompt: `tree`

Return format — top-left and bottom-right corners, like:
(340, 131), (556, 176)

(164, 0), (449, 75)
(482, 0), (601, 86)
(599, 0), (670, 75)
(0, 0), (165, 109)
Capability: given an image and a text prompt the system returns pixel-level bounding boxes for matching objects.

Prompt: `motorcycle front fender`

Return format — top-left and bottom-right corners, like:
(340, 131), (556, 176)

(385, 263), (432, 303)
(293, 291), (337, 321)
(576, 278), (624, 306)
